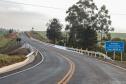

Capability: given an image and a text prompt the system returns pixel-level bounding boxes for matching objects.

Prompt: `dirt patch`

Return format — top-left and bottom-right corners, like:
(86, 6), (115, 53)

(5, 32), (17, 40)
(8, 48), (30, 56)
(8, 48), (30, 55)
(0, 43), (21, 54)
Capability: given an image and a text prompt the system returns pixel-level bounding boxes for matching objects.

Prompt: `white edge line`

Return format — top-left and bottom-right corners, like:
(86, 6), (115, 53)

(70, 50), (126, 71)
(96, 59), (126, 71)
(0, 50), (44, 80)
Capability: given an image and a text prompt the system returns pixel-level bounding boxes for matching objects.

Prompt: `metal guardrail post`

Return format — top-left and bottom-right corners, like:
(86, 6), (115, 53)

(95, 52), (97, 57)
(88, 52), (89, 56)
(72, 48), (112, 61)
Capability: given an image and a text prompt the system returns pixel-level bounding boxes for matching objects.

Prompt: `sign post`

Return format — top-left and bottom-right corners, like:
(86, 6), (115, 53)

(105, 41), (124, 61)
(121, 52), (123, 62)
(113, 51), (115, 60)
(106, 52), (107, 55)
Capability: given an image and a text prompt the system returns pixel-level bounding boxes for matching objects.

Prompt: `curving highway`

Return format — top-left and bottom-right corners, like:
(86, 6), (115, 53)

(0, 33), (126, 84)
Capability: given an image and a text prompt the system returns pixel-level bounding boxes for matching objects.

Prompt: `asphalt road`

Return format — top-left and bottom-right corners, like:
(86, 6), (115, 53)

(0, 33), (126, 84)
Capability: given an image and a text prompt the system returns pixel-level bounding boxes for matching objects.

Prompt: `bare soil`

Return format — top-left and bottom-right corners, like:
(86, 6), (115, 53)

(8, 48), (30, 56)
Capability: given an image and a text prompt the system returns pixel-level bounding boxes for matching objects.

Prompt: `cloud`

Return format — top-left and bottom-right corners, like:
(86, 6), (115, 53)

(0, 0), (23, 12)
(0, 10), (50, 31)
(0, 0), (66, 31)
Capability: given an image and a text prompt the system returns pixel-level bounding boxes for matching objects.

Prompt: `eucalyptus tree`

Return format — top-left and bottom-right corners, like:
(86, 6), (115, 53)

(96, 5), (114, 42)
(65, 0), (98, 50)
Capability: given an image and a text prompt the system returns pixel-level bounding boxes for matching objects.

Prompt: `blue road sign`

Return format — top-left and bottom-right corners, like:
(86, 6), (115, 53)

(105, 41), (124, 52)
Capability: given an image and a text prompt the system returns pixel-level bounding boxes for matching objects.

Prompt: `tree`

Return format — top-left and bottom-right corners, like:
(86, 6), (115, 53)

(65, 0), (98, 50)
(102, 33), (111, 41)
(76, 26), (97, 49)
(106, 33), (111, 40)
(96, 5), (114, 42)
(46, 18), (63, 44)
(112, 38), (122, 41)
(9, 29), (13, 33)
(32, 27), (34, 32)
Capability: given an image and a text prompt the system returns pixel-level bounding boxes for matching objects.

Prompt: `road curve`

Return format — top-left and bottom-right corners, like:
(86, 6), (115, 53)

(57, 53), (75, 84)
(0, 33), (126, 84)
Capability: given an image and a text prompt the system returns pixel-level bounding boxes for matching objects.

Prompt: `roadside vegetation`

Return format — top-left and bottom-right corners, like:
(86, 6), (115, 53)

(0, 28), (29, 67)
(26, 31), (126, 43)
(27, 31), (48, 42)
(0, 37), (10, 48)
(0, 30), (20, 53)
(0, 54), (26, 68)
(0, 45), (29, 68)
(37, 31), (47, 39)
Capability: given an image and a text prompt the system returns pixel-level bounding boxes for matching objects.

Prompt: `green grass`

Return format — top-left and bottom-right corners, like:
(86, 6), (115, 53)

(0, 54), (26, 68)
(36, 31), (47, 39)
(31, 31), (48, 42)
(36, 31), (126, 39)
(111, 33), (126, 39)
(0, 36), (18, 53)
(0, 31), (7, 36)
(0, 37), (10, 48)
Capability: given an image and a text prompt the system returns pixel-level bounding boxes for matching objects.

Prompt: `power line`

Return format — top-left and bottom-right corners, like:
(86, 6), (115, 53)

(1, 0), (126, 15)
(110, 13), (126, 15)
(0, 0), (65, 10)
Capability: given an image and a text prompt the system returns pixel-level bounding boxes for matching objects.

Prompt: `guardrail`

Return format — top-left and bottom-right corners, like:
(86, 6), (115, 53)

(67, 48), (112, 61)
(21, 43), (35, 51)
(30, 37), (112, 61)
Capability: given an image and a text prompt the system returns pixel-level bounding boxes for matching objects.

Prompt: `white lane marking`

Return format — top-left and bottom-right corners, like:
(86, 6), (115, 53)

(0, 50), (44, 80)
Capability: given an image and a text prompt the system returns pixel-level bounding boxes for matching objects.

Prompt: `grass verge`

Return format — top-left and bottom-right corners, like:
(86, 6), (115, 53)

(0, 37), (10, 48)
(0, 54), (26, 68)
(28, 31), (48, 42)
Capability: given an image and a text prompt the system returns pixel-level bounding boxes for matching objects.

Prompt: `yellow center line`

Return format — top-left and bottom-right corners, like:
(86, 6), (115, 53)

(57, 53), (75, 84)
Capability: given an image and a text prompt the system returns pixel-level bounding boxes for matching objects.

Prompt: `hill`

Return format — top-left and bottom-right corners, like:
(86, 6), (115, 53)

(35, 31), (126, 40)
(111, 33), (126, 39)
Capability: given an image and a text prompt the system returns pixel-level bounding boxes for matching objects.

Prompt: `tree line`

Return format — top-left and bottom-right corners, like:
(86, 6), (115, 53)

(46, 0), (114, 50)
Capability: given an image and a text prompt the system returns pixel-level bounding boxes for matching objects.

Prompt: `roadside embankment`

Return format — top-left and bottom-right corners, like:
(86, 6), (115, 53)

(0, 50), (37, 74)
(0, 54), (26, 68)
(0, 31), (38, 74)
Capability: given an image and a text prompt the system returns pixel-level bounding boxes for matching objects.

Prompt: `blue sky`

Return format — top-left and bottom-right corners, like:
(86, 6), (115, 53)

(0, 0), (126, 32)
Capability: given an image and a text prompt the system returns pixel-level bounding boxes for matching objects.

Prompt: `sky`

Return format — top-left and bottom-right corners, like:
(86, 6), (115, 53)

(0, 0), (126, 32)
